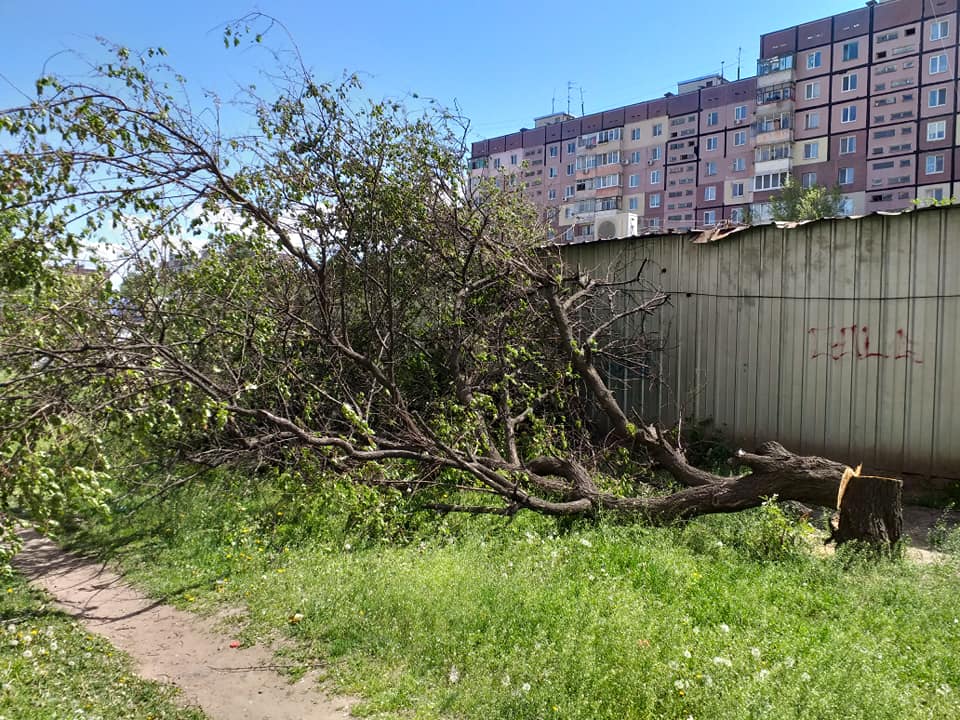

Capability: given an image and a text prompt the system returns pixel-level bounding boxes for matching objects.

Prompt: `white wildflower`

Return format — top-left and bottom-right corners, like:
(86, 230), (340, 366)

(4, 624), (14, 634)
(448, 666), (459, 684)
(712, 656), (732, 667)
(719, 623), (730, 633)
(501, 674), (511, 687)
(674, 679), (687, 690)
(800, 672), (811, 682)
(755, 669), (770, 681)
(937, 683), (952, 696)
(784, 656), (795, 668)
(579, 538), (592, 547)
(343, 542), (352, 551)
(683, 649), (692, 659)
(703, 674), (714, 686)
(750, 647), (761, 659)
(21, 649), (32, 659)
(521, 682), (531, 693)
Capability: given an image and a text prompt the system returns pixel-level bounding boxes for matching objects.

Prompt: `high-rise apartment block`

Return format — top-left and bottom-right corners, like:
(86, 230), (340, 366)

(468, 0), (960, 241)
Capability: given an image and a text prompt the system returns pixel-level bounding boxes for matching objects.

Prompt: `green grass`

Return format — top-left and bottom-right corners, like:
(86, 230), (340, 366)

(0, 574), (206, 720)
(68, 477), (960, 720)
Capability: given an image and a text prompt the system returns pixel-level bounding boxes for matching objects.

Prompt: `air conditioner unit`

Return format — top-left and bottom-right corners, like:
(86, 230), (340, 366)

(596, 212), (639, 240)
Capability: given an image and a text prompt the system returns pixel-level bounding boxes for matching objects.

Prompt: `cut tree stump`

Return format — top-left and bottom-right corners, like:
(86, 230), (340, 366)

(834, 469), (903, 546)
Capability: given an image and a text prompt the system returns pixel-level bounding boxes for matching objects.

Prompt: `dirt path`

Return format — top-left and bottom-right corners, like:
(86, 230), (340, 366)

(13, 529), (354, 720)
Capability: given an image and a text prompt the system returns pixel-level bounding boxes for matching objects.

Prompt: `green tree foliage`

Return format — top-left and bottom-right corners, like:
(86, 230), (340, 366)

(0, 25), (900, 551)
(770, 175), (846, 222)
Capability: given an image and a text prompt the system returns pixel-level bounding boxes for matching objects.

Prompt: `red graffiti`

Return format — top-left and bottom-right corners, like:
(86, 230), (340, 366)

(807, 325), (923, 363)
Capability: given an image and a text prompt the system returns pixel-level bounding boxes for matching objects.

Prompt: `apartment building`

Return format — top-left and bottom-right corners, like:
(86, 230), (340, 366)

(468, 0), (960, 241)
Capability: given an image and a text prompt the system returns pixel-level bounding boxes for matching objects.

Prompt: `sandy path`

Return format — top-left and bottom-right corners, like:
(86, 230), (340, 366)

(14, 529), (354, 720)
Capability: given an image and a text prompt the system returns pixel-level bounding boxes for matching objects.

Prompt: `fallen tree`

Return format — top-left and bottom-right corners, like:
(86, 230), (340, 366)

(0, 27), (900, 548)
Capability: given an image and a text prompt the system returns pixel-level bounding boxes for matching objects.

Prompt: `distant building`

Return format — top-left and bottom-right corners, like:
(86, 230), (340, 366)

(469, 0), (960, 241)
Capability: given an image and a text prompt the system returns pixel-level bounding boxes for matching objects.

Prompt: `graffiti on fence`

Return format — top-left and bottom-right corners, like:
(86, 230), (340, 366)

(807, 325), (923, 363)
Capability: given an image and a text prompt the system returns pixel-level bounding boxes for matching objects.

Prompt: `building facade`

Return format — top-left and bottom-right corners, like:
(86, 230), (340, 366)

(468, 0), (960, 241)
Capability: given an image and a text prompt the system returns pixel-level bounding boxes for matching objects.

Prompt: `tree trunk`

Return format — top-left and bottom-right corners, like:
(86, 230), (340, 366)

(593, 442), (903, 549)
(834, 473), (903, 546)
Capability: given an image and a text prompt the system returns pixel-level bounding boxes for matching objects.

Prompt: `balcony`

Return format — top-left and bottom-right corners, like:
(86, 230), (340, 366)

(757, 55), (795, 87)
(752, 114), (793, 144)
(756, 82), (794, 106)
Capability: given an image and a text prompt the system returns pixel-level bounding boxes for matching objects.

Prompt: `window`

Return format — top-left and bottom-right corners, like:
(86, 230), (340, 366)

(803, 142), (819, 159)
(735, 105), (747, 121)
(627, 150), (640, 163)
(628, 197), (639, 210)
(510, 154), (518, 165)
(566, 163), (575, 176)
(843, 41), (859, 62)
(595, 173), (619, 189)
(841, 105), (858, 123)
(730, 207), (745, 223)
(734, 129), (747, 146)
(705, 161), (717, 176)
(650, 170), (662, 184)
(628, 174), (640, 188)
(650, 146), (662, 161)
(731, 181), (745, 197)
(703, 210), (717, 226)
(547, 188), (557, 200)
(493, 158), (501, 169)
(703, 136), (717, 151)
(840, 136), (857, 154)
(926, 187), (945, 201)
(704, 186), (716, 201)
(930, 54), (948, 74)
(649, 193), (661, 208)
(931, 20), (949, 41)
(842, 73), (858, 92)
(597, 128), (621, 144)
(733, 157), (746, 171)
(549, 146), (558, 157)
(564, 185), (575, 198)
(807, 50), (822, 69)
(631, 128), (642, 141)
(927, 120), (946, 140)
(706, 111), (719, 126)
(753, 172), (788, 190)
(839, 167), (855, 185)
(805, 81), (821, 100)
(929, 88), (947, 108)
(926, 154), (945, 174)
(652, 123), (663, 136)
(805, 112), (820, 129)
(566, 142), (576, 154)
(801, 172), (817, 188)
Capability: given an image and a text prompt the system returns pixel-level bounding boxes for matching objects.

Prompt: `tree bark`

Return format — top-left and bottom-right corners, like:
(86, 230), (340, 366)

(834, 473), (903, 546)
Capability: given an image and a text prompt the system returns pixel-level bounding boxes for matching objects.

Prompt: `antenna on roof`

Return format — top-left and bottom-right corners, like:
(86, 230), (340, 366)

(737, 47), (742, 80)
(579, 87), (584, 116)
(721, 60), (725, 79)
(567, 81), (573, 115)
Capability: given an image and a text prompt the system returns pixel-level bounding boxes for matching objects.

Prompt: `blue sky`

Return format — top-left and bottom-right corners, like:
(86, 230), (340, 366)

(3, 0), (847, 143)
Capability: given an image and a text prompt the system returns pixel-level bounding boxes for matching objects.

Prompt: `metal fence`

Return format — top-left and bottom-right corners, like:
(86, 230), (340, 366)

(562, 205), (960, 480)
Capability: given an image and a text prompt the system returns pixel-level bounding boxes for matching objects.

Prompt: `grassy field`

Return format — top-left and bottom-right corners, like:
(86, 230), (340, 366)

(0, 573), (206, 720)
(66, 476), (960, 720)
